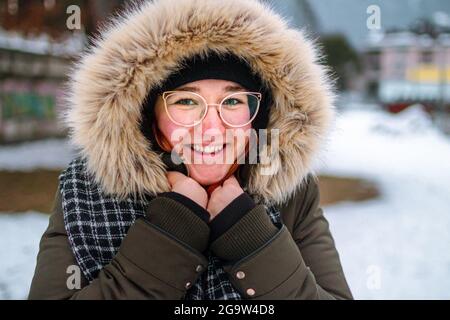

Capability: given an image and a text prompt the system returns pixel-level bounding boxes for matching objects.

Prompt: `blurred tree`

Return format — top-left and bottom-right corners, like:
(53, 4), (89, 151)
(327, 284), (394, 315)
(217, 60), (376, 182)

(409, 16), (450, 38)
(320, 34), (361, 91)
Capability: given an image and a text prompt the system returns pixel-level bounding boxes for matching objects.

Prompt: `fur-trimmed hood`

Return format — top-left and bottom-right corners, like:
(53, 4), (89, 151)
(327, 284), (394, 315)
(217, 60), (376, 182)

(64, 0), (335, 206)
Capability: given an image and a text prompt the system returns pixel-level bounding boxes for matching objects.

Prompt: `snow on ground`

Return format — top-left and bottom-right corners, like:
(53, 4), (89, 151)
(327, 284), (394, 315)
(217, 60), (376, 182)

(0, 27), (85, 57)
(318, 105), (450, 299)
(0, 139), (75, 171)
(0, 138), (74, 299)
(0, 105), (449, 299)
(0, 213), (49, 300)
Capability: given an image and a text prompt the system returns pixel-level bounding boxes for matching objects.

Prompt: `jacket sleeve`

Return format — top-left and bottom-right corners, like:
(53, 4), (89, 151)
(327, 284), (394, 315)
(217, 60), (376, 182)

(210, 176), (354, 300)
(28, 188), (209, 300)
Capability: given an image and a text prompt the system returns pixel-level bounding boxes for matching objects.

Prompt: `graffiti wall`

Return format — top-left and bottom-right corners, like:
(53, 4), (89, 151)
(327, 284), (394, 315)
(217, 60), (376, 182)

(0, 80), (66, 143)
(1, 93), (55, 120)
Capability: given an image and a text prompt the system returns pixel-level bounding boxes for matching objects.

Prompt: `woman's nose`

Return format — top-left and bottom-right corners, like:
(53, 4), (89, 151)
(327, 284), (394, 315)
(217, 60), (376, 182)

(201, 105), (226, 132)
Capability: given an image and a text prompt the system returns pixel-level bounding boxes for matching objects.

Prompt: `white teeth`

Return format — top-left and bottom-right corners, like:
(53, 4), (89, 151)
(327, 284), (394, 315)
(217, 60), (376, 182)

(205, 145), (213, 153)
(192, 144), (224, 154)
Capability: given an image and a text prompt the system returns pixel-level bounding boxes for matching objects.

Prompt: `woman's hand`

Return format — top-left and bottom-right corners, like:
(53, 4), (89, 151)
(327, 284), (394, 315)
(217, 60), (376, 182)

(166, 172), (244, 220)
(167, 171), (208, 209)
(207, 176), (244, 221)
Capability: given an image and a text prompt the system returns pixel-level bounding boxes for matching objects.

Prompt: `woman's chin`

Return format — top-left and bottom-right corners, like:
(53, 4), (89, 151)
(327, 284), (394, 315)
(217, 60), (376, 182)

(187, 164), (231, 186)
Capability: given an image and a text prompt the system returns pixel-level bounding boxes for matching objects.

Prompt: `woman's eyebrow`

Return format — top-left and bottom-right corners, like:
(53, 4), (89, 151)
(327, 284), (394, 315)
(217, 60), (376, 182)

(176, 85), (246, 92)
(176, 86), (199, 92)
(224, 85), (246, 92)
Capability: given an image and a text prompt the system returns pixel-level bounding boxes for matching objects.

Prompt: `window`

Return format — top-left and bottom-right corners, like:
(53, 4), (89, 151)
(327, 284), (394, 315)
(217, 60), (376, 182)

(7, 0), (18, 15)
(421, 51), (433, 64)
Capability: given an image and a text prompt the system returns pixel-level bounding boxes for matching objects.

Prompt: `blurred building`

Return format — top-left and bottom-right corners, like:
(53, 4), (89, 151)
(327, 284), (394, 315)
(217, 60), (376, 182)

(0, 29), (87, 142)
(0, 0), (125, 143)
(0, 0), (319, 143)
(364, 30), (450, 113)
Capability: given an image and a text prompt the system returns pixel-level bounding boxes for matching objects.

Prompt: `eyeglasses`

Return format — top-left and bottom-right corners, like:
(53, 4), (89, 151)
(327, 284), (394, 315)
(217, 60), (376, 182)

(161, 91), (262, 128)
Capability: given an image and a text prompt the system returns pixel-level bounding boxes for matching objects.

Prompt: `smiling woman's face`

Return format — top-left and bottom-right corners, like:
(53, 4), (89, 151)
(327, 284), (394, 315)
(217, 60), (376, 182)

(154, 79), (253, 186)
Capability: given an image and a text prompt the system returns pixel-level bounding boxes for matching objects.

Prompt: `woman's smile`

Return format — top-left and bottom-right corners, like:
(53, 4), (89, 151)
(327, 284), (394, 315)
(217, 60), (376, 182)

(190, 143), (226, 154)
(183, 142), (236, 165)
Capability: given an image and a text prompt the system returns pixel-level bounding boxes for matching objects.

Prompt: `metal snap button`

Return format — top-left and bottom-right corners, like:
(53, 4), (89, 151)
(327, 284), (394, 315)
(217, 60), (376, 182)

(236, 271), (246, 280)
(185, 282), (192, 289)
(246, 288), (256, 296)
(196, 265), (204, 273)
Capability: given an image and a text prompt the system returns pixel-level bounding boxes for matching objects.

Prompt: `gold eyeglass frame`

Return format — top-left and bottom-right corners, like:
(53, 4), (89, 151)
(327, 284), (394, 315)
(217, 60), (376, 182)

(161, 91), (262, 128)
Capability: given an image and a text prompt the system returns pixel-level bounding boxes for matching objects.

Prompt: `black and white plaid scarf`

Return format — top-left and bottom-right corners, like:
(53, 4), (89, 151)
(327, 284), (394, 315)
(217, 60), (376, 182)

(59, 157), (281, 300)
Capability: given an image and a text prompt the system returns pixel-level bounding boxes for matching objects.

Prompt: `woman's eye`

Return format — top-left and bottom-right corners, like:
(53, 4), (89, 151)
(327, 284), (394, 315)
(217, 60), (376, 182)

(175, 99), (196, 105)
(223, 98), (241, 106)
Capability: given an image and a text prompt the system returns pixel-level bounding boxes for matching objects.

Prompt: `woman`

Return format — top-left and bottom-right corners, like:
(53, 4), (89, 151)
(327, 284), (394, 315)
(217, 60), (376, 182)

(29, 0), (353, 300)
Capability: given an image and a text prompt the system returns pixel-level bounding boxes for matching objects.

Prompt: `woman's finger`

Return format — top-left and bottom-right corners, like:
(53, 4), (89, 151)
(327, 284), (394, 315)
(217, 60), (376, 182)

(210, 185), (222, 197)
(166, 171), (187, 187)
(222, 175), (240, 187)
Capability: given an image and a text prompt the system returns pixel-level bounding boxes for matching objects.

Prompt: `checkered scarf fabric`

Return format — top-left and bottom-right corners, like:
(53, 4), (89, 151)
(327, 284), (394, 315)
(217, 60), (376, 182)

(59, 157), (281, 300)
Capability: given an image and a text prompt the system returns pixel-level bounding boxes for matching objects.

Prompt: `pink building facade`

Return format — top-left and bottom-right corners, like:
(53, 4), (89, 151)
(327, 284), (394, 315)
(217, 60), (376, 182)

(365, 31), (450, 113)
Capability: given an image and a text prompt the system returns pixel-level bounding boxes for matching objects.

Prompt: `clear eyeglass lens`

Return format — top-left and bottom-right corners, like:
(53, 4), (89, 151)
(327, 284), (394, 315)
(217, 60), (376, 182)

(221, 92), (260, 126)
(165, 92), (207, 126)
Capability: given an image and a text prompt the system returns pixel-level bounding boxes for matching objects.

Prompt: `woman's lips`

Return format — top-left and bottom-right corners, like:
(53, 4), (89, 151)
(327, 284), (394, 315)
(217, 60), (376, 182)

(191, 143), (225, 154)
(181, 143), (232, 162)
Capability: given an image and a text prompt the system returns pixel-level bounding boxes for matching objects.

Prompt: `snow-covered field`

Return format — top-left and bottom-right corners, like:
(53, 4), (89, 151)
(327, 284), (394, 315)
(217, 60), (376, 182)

(0, 106), (449, 299)
(0, 213), (50, 299)
(0, 139), (75, 171)
(0, 139), (75, 299)
(318, 105), (450, 299)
